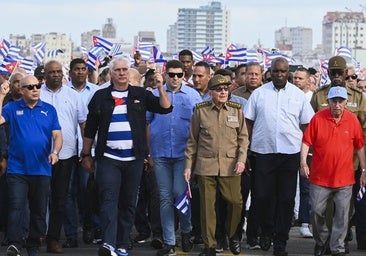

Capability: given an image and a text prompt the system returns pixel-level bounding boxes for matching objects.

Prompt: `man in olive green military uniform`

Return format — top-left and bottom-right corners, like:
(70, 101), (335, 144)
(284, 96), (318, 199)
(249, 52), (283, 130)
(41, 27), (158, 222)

(184, 74), (249, 256)
(310, 55), (366, 253)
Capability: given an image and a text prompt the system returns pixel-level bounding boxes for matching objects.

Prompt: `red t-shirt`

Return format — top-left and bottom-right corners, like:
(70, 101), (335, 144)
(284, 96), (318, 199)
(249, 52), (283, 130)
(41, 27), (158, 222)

(302, 108), (364, 188)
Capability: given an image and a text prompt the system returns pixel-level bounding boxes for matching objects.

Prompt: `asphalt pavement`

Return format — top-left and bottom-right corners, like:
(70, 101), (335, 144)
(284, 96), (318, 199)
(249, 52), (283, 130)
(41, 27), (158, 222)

(0, 226), (365, 255)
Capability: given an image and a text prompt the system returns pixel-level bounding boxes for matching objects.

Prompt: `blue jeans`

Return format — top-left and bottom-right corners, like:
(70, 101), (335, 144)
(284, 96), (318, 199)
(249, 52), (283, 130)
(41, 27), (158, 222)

(97, 156), (144, 249)
(154, 157), (192, 245)
(7, 174), (50, 248)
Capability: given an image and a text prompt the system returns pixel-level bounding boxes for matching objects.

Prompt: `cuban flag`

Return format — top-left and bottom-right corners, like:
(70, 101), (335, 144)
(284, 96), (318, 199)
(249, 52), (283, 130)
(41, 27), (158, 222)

(334, 46), (352, 60)
(174, 183), (191, 216)
(93, 36), (113, 54)
(0, 57), (18, 75)
(201, 46), (214, 61)
(109, 44), (123, 57)
(81, 46), (88, 56)
(226, 47), (247, 62)
(357, 185), (366, 202)
(86, 52), (98, 71)
(152, 46), (166, 63)
(18, 58), (34, 72)
(47, 49), (63, 57)
(319, 59), (329, 86)
(7, 45), (23, 61)
(32, 42), (47, 65)
(0, 39), (10, 57)
(246, 50), (258, 63)
(190, 49), (203, 62)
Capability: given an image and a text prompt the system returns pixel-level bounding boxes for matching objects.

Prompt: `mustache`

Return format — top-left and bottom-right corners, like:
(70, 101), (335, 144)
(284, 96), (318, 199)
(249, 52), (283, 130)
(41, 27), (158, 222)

(332, 77), (343, 83)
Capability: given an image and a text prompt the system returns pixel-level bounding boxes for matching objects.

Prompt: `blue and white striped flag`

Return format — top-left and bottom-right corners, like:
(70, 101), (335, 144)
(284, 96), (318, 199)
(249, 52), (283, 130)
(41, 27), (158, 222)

(0, 38), (10, 57)
(32, 42), (47, 65)
(357, 185), (366, 202)
(19, 58), (34, 72)
(174, 183), (191, 216)
(93, 36), (113, 54)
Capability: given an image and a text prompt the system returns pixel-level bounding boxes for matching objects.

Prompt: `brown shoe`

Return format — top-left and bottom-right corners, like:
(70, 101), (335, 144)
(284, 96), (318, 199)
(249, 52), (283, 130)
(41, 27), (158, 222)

(47, 240), (63, 253)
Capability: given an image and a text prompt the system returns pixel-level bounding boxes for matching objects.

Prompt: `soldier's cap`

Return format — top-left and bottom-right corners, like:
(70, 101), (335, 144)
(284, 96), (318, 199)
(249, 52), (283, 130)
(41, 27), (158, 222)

(328, 56), (347, 70)
(327, 86), (348, 100)
(34, 65), (45, 78)
(208, 74), (231, 90)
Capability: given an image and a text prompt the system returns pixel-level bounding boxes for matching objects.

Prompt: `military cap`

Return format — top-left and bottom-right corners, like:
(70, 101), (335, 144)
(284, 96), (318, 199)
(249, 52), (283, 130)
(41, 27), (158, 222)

(208, 74), (231, 89)
(328, 56), (346, 70)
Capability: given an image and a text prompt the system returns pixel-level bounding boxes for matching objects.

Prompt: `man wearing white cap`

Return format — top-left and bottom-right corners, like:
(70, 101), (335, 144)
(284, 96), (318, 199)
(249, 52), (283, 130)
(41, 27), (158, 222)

(300, 86), (366, 256)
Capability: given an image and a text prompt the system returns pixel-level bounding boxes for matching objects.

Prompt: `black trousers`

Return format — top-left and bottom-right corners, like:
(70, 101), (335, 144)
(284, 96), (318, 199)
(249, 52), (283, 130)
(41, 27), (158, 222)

(46, 156), (76, 242)
(254, 153), (299, 244)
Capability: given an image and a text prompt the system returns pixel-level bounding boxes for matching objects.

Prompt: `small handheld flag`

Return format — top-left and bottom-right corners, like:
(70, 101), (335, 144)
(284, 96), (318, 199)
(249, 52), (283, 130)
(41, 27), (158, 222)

(174, 182), (191, 216)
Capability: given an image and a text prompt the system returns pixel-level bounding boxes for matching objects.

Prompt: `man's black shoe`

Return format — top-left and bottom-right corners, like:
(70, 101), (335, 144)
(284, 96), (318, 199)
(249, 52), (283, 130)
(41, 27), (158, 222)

(181, 232), (193, 252)
(260, 236), (272, 251)
(229, 236), (241, 255)
(83, 228), (94, 244)
(62, 238), (78, 248)
(314, 244), (327, 256)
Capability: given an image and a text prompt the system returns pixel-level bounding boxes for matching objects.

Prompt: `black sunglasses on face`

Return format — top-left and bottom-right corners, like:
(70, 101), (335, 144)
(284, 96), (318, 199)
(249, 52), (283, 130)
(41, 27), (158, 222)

(22, 83), (42, 90)
(167, 72), (184, 78)
(211, 86), (229, 92)
(345, 74), (358, 81)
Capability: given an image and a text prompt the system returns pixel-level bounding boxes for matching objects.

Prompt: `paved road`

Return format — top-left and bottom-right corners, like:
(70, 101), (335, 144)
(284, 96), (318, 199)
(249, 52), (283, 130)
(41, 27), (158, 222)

(1, 226), (365, 255)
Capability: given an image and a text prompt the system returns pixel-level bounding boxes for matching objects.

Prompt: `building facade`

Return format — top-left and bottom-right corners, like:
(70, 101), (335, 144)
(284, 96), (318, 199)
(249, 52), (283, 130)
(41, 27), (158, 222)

(322, 11), (366, 58)
(275, 27), (313, 56)
(167, 1), (230, 54)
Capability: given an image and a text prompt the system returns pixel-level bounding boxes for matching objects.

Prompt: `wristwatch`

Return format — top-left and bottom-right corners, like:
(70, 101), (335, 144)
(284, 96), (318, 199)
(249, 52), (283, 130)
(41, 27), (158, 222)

(362, 168), (366, 173)
(52, 151), (59, 156)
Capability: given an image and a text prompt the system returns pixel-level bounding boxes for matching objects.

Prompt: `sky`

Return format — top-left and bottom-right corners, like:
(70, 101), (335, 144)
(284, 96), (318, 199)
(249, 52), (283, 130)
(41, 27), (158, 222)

(1, 0), (365, 52)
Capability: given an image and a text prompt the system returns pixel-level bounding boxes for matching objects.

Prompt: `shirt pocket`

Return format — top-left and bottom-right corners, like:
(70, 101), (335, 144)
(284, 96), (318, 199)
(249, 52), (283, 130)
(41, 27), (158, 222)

(287, 99), (301, 117)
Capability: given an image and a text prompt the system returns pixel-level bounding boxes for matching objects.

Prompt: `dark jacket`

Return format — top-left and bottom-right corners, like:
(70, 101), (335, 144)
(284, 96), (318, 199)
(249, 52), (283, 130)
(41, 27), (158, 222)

(84, 84), (173, 159)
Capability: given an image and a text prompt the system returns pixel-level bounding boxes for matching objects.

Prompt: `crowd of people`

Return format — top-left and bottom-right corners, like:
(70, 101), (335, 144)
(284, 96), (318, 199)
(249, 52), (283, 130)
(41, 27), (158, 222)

(0, 50), (366, 256)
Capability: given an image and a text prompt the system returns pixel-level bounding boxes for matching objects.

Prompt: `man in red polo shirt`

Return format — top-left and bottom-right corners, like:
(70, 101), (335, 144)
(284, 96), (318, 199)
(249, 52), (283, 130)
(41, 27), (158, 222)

(300, 86), (366, 256)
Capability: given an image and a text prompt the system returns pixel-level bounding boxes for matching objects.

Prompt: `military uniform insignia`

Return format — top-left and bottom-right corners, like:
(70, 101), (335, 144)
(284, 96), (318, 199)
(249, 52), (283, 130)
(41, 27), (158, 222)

(227, 116), (238, 122)
(226, 101), (242, 109)
(196, 101), (211, 108)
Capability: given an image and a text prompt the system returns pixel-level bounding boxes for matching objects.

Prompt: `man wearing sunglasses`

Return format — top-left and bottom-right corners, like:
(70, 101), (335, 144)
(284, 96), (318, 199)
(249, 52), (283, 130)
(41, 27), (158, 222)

(345, 67), (358, 89)
(310, 55), (366, 254)
(184, 74), (249, 256)
(147, 60), (201, 256)
(0, 75), (62, 256)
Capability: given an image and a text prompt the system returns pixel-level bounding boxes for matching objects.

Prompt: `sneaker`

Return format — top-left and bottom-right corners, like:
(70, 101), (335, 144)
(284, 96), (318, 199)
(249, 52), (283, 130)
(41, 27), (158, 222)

(6, 244), (21, 256)
(156, 244), (175, 256)
(133, 233), (150, 244)
(181, 232), (193, 252)
(247, 238), (261, 250)
(98, 243), (118, 256)
(299, 224), (313, 238)
(115, 248), (129, 256)
(216, 237), (228, 252)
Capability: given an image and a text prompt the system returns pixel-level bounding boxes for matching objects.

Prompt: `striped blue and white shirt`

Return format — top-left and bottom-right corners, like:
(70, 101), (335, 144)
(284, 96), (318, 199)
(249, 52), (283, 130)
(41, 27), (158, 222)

(104, 89), (136, 161)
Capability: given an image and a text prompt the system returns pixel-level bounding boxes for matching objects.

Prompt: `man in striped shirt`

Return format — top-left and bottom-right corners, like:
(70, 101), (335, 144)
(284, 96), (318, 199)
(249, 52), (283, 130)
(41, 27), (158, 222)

(81, 57), (172, 256)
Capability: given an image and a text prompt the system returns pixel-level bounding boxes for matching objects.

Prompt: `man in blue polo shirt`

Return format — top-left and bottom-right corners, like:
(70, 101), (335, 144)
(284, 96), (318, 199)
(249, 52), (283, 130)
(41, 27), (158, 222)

(0, 75), (63, 256)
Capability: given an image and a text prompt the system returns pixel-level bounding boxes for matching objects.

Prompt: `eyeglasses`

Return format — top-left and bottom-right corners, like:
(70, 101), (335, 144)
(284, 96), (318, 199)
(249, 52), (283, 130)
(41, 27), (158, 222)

(167, 72), (184, 78)
(345, 74), (358, 81)
(211, 86), (229, 92)
(22, 83), (42, 90)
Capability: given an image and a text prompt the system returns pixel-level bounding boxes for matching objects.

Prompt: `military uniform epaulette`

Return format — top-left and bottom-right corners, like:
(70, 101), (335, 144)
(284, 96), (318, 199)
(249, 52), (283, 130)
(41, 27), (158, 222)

(226, 101), (242, 109)
(196, 101), (211, 108)
(348, 86), (362, 93)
